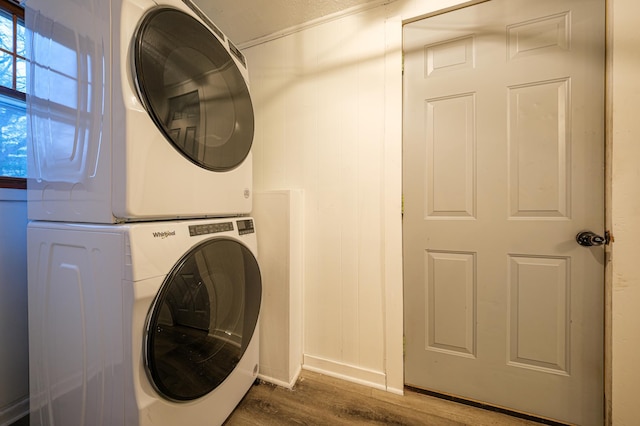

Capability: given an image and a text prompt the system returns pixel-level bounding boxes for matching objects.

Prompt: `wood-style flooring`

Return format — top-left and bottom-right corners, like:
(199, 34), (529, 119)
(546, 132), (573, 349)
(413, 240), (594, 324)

(224, 370), (544, 426)
(10, 370), (547, 425)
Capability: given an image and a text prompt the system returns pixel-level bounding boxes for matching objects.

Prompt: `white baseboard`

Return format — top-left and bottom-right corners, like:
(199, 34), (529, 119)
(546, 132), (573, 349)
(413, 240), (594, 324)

(385, 386), (404, 396)
(0, 396), (28, 426)
(258, 364), (301, 390)
(302, 354), (387, 391)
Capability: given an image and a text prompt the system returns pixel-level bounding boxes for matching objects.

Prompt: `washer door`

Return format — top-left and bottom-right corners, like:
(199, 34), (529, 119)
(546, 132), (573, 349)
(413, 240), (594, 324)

(145, 238), (261, 401)
(133, 7), (254, 172)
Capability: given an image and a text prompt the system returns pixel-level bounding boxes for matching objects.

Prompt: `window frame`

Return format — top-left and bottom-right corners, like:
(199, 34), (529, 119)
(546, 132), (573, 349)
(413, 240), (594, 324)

(0, 0), (26, 189)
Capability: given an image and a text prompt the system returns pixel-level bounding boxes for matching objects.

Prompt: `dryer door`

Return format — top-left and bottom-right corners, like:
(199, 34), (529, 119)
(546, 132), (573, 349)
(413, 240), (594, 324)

(133, 7), (254, 172)
(145, 237), (261, 401)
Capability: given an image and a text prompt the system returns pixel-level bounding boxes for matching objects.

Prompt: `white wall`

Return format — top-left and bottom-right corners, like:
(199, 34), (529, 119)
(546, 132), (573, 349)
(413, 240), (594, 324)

(247, 4), (390, 388)
(246, 0), (640, 422)
(0, 189), (28, 425)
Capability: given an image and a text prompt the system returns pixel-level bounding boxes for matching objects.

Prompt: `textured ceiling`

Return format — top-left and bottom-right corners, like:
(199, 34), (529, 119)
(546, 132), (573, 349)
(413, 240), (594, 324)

(192, 0), (384, 46)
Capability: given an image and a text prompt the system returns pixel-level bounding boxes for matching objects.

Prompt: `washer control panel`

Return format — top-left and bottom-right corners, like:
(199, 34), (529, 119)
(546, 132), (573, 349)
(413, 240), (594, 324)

(236, 219), (255, 235)
(189, 221), (233, 237)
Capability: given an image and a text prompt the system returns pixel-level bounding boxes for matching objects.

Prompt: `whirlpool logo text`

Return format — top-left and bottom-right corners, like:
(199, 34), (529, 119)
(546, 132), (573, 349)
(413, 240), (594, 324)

(152, 230), (176, 239)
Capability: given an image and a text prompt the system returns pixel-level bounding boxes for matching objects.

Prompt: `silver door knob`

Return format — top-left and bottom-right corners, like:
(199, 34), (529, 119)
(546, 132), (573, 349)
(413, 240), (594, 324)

(576, 231), (610, 247)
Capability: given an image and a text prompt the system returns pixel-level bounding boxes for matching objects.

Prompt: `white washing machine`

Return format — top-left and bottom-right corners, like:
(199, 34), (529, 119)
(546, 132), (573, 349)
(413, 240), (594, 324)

(26, 0), (254, 223)
(28, 218), (262, 425)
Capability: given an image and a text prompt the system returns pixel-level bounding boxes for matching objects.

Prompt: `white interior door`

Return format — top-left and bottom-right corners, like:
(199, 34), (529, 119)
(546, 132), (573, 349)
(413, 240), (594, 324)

(402, 0), (605, 424)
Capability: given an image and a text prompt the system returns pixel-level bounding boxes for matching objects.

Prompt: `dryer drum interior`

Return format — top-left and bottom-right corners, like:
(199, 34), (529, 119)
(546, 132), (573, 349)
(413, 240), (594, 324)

(144, 237), (262, 401)
(134, 7), (255, 172)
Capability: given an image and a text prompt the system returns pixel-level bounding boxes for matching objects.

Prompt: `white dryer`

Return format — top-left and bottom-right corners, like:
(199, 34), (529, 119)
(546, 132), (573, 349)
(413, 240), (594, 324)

(28, 218), (261, 425)
(26, 0), (254, 223)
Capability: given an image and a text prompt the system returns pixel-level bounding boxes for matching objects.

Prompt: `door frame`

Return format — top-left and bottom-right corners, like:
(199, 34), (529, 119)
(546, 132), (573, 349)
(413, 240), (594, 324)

(382, 0), (612, 421)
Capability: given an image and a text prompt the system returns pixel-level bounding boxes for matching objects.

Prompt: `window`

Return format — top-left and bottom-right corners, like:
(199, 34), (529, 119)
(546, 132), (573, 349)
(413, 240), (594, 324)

(0, 0), (26, 189)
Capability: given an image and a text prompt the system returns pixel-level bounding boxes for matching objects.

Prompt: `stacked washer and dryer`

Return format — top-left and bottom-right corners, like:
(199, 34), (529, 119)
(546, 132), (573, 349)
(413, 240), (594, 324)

(25, 0), (261, 424)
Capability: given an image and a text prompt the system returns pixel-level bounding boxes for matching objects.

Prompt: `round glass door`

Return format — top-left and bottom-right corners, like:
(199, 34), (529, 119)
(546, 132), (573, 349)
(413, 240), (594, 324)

(134, 7), (254, 171)
(145, 238), (261, 401)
